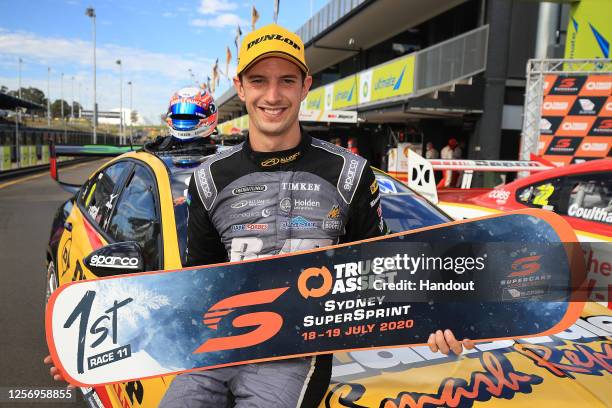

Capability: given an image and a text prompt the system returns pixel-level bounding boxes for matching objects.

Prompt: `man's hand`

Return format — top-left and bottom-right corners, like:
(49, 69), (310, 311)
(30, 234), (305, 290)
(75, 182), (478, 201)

(43, 355), (75, 389)
(427, 329), (475, 355)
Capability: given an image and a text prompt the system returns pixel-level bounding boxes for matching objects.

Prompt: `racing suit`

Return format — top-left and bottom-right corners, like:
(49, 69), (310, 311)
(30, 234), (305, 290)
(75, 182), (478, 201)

(160, 131), (386, 408)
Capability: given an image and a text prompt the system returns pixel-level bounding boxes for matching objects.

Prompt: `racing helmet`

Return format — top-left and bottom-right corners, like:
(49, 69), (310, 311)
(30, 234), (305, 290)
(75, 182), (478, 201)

(166, 87), (218, 140)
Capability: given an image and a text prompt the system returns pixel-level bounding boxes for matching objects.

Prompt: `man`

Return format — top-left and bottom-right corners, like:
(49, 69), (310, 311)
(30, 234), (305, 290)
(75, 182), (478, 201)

(160, 23), (473, 407)
(425, 142), (439, 159)
(45, 23), (473, 406)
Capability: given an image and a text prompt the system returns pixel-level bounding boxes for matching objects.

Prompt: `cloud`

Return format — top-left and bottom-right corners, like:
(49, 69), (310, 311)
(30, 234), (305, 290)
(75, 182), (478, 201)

(190, 13), (247, 28)
(0, 29), (217, 122)
(198, 0), (238, 15)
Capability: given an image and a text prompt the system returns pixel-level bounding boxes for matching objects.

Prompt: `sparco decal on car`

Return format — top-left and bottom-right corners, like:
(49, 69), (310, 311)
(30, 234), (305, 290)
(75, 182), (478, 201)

(89, 255), (140, 269)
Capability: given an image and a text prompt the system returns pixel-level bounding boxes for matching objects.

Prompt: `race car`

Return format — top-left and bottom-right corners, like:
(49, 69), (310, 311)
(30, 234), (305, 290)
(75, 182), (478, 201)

(430, 158), (612, 307)
(45, 137), (450, 408)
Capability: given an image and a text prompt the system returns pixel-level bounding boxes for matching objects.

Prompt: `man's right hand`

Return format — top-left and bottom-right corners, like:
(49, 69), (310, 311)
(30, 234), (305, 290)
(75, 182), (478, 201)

(43, 355), (75, 389)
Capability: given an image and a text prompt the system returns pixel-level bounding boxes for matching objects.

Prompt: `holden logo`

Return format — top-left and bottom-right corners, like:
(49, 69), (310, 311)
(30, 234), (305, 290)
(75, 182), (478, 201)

(279, 197), (291, 213)
(262, 208), (271, 217)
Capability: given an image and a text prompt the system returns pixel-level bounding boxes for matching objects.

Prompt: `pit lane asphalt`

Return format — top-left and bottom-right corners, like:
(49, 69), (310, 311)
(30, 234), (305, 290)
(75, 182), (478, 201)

(0, 160), (107, 407)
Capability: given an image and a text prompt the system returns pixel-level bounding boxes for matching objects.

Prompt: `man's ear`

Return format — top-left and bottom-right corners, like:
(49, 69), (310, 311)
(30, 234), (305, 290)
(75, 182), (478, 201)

(233, 76), (245, 102)
(301, 75), (313, 101)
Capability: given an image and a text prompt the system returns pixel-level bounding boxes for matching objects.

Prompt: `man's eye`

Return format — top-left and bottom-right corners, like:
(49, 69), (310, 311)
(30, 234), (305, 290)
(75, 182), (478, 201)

(283, 78), (296, 84)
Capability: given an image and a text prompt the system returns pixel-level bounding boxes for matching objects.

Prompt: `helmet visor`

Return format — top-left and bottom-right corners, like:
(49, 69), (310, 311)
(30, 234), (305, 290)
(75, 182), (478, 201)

(168, 102), (217, 131)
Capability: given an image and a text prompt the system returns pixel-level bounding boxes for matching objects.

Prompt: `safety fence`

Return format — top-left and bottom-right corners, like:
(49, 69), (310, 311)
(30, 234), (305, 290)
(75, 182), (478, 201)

(0, 124), (116, 171)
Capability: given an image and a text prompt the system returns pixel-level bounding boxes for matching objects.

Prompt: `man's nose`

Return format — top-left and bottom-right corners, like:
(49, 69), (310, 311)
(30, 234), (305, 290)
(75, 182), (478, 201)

(263, 82), (282, 104)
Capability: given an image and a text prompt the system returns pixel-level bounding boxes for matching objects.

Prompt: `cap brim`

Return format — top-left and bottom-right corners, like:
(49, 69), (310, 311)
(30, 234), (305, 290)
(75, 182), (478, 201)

(239, 51), (308, 75)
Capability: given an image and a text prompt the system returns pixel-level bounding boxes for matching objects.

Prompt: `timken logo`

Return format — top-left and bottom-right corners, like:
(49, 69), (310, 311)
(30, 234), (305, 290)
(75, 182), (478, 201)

(247, 34), (301, 51)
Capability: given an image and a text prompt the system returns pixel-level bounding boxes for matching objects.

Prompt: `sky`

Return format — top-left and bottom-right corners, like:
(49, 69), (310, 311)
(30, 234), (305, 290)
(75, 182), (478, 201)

(0, 0), (327, 124)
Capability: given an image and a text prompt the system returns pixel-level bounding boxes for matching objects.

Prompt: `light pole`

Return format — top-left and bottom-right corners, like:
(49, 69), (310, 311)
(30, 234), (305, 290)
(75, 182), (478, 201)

(86, 7), (97, 143)
(70, 76), (75, 120)
(116, 59), (123, 144)
(77, 82), (81, 118)
(47, 67), (51, 127)
(127, 81), (133, 141)
(16, 57), (22, 168)
(61, 73), (67, 140)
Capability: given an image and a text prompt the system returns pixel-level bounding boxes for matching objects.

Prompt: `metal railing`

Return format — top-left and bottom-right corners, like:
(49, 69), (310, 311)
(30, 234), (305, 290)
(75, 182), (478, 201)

(296, 0), (368, 45)
(413, 25), (489, 97)
(218, 24), (489, 114)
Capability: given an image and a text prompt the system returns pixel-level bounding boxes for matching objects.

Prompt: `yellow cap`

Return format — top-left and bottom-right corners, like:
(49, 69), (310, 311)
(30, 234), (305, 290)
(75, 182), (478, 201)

(237, 23), (308, 75)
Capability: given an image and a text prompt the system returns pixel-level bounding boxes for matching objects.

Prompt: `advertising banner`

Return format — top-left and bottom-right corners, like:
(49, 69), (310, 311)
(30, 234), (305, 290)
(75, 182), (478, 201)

(538, 74), (612, 166)
(331, 75), (359, 110)
(369, 54), (415, 102)
(0, 146), (10, 170)
(303, 86), (325, 111)
(565, 0), (611, 60)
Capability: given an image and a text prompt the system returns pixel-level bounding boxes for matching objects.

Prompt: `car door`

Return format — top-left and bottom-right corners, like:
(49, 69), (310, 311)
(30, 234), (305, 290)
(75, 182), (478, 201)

(57, 160), (133, 285)
(104, 162), (163, 272)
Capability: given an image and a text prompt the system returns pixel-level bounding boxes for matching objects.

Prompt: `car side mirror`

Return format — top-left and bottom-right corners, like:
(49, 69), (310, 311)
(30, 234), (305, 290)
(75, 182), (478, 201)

(84, 242), (145, 276)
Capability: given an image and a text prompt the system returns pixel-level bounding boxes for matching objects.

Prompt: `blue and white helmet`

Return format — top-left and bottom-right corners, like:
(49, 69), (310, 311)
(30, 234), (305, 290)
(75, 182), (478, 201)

(166, 87), (218, 140)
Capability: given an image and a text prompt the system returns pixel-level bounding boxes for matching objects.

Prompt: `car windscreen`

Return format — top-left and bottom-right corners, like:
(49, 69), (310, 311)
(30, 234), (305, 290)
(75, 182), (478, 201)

(167, 160), (202, 264)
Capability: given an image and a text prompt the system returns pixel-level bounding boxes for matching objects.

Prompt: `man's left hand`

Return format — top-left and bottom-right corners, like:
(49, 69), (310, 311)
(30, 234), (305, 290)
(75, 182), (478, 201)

(427, 329), (475, 355)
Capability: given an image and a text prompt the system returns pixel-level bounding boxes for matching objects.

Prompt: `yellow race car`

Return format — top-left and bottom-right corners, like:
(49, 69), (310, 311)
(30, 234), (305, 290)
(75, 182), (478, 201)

(46, 137), (457, 407)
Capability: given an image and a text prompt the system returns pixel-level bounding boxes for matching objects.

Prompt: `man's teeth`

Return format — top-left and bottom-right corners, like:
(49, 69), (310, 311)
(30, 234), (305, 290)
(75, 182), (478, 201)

(263, 108), (284, 114)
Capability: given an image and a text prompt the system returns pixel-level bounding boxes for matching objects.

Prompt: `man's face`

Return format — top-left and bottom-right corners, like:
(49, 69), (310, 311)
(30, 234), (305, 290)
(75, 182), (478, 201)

(234, 57), (312, 138)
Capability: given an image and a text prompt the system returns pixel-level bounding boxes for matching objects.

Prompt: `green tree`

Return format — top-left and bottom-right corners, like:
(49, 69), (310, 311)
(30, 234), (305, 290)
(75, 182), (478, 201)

(8, 87), (47, 106)
(50, 99), (70, 118)
(71, 102), (83, 117)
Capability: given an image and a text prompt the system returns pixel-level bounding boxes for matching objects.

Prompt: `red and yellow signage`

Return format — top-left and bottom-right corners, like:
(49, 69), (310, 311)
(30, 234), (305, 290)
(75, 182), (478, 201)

(538, 74), (612, 166)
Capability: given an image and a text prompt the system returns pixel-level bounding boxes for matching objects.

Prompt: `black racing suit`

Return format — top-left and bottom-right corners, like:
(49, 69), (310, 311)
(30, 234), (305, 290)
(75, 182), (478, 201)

(160, 131), (386, 408)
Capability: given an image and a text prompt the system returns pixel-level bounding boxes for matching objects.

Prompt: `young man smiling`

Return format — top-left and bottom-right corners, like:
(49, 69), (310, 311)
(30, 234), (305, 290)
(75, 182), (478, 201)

(159, 23), (474, 407)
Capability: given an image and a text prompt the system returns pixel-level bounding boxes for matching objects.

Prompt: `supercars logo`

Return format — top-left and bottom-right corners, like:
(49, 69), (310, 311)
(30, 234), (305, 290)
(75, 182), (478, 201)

(194, 287), (289, 353)
(508, 255), (542, 277)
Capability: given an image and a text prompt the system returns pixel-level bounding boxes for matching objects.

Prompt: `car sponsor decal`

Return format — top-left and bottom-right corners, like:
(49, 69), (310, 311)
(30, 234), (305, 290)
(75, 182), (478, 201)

(281, 182), (320, 191)
(260, 151), (301, 167)
(231, 223), (270, 232)
(567, 204), (612, 224)
(280, 216), (316, 230)
(375, 176), (397, 194)
(279, 197), (292, 213)
(232, 185), (268, 195)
